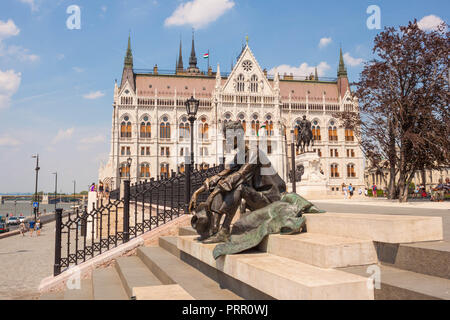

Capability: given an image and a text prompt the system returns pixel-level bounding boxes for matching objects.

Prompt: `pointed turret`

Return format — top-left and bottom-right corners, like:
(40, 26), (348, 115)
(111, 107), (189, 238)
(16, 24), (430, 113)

(337, 47), (347, 77)
(176, 38), (184, 74)
(120, 34), (135, 92)
(187, 30), (200, 74)
(337, 47), (349, 98)
(315, 67), (319, 81)
(215, 63), (221, 89)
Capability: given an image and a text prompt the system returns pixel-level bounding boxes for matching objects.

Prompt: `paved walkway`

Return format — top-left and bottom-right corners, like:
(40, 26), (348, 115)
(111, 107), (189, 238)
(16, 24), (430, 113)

(311, 198), (450, 210)
(0, 221), (55, 300)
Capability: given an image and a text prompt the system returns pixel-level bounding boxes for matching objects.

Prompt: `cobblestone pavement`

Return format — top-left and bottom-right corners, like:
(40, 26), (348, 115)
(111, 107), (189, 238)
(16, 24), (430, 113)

(0, 221), (55, 300)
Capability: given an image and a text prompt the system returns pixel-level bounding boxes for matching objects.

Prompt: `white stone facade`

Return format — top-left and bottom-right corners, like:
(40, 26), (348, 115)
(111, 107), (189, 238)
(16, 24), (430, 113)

(99, 42), (365, 194)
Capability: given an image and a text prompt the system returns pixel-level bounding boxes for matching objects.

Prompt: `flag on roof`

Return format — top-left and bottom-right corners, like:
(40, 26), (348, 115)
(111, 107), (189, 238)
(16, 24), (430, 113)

(203, 53), (209, 59)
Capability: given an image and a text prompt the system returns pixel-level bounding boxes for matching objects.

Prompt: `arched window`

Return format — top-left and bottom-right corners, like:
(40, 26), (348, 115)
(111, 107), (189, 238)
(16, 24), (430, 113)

(198, 116), (209, 140)
(178, 163), (185, 173)
(236, 74), (245, 92)
(312, 120), (321, 141)
(237, 114), (246, 133)
(160, 116), (170, 139)
(251, 114), (260, 136)
(119, 163), (129, 178)
(126, 122), (132, 138)
(347, 164), (356, 178)
(345, 128), (354, 142)
(179, 116), (190, 140)
(250, 75), (258, 93)
(330, 164), (339, 178)
(160, 163), (169, 177)
(121, 121), (127, 138)
(328, 120), (337, 141)
(140, 163), (150, 178)
(264, 115), (274, 136)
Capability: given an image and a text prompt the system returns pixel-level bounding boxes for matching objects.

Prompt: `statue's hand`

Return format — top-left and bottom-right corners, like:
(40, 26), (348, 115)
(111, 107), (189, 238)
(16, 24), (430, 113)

(188, 193), (198, 214)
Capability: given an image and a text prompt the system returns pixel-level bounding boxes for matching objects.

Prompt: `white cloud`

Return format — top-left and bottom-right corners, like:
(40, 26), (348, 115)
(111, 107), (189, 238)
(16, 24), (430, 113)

(418, 15), (446, 31)
(165, 0), (235, 29)
(83, 91), (105, 100)
(343, 52), (364, 67)
(57, 53), (65, 60)
(0, 44), (39, 62)
(72, 67), (84, 73)
(0, 69), (22, 109)
(18, 0), (38, 12)
(80, 134), (105, 144)
(52, 128), (74, 144)
(0, 19), (20, 41)
(268, 61), (331, 78)
(0, 134), (21, 147)
(101, 6), (107, 13)
(319, 37), (332, 48)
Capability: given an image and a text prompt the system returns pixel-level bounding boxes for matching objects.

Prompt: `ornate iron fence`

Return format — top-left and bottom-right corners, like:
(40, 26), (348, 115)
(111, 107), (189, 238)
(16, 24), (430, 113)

(53, 163), (224, 276)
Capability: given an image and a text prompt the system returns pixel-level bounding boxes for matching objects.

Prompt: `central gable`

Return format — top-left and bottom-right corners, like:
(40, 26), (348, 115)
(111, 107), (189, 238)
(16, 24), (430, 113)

(222, 45), (275, 96)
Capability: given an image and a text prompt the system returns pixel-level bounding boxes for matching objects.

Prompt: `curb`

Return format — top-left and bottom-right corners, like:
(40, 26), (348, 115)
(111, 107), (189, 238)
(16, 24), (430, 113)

(0, 229), (21, 239)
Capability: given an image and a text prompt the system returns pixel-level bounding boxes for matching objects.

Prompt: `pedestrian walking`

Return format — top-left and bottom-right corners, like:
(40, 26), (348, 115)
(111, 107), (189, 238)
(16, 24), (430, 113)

(358, 187), (363, 196)
(343, 184), (348, 199)
(372, 184), (377, 198)
(19, 221), (26, 237)
(348, 184), (354, 199)
(36, 220), (41, 236)
(29, 220), (35, 237)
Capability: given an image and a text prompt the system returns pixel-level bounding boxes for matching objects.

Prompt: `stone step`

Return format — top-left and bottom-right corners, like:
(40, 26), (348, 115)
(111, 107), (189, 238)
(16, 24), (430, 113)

(63, 279), (93, 300)
(133, 284), (195, 300)
(39, 291), (64, 300)
(305, 213), (443, 243)
(138, 246), (242, 300)
(159, 236), (180, 258)
(339, 264), (450, 300)
(179, 226), (197, 236)
(177, 235), (374, 300)
(376, 241), (450, 280)
(115, 256), (162, 299)
(92, 268), (128, 300)
(258, 233), (377, 268)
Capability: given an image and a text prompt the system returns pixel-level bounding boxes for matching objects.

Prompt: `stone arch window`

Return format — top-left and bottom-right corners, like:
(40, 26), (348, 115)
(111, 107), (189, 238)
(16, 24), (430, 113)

(236, 74), (245, 92)
(160, 116), (171, 139)
(140, 116), (151, 138)
(140, 163), (150, 178)
(328, 120), (338, 141)
(250, 75), (258, 93)
(160, 163), (169, 177)
(120, 115), (132, 138)
(312, 119), (321, 141)
(330, 163), (339, 178)
(345, 128), (355, 142)
(238, 113), (246, 133)
(251, 114), (260, 136)
(264, 114), (274, 136)
(179, 116), (190, 140)
(198, 116), (209, 140)
(347, 163), (356, 178)
(119, 162), (129, 178)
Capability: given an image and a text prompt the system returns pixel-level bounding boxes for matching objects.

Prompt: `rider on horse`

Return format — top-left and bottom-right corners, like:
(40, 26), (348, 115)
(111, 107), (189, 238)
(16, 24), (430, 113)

(296, 115), (314, 153)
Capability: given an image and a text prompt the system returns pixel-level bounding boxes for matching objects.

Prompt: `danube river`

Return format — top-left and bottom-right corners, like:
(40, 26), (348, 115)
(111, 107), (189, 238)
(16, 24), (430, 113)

(0, 201), (74, 217)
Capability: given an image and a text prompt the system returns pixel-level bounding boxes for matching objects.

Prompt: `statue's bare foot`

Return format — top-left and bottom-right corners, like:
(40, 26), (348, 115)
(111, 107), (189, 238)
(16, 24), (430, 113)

(202, 229), (230, 244)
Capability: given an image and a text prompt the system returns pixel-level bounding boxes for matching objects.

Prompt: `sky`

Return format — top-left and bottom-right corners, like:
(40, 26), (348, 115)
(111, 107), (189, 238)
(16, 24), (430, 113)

(0, 0), (448, 194)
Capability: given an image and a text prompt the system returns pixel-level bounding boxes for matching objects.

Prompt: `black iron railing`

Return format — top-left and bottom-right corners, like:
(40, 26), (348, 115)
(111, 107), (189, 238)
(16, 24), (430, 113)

(53, 163), (223, 276)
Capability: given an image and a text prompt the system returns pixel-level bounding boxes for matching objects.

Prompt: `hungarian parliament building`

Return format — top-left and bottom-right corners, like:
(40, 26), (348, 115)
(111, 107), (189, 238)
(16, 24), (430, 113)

(98, 35), (364, 194)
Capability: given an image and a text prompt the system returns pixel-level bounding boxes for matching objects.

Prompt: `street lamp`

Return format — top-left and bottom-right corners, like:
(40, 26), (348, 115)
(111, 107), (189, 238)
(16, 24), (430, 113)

(126, 157), (132, 181)
(52, 172), (57, 212)
(185, 96), (200, 167)
(31, 154), (40, 221)
(73, 180), (76, 207)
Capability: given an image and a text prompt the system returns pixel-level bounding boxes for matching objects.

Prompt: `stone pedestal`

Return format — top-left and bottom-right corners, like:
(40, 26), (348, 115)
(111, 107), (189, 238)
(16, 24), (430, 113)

(293, 152), (328, 199)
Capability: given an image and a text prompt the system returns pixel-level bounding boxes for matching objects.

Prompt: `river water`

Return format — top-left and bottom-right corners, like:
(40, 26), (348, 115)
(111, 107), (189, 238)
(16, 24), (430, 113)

(0, 201), (74, 217)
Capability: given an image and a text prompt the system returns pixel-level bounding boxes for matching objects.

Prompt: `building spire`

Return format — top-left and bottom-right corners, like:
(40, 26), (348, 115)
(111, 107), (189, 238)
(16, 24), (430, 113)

(337, 47), (347, 77)
(124, 33), (133, 68)
(177, 37), (184, 73)
(189, 29), (197, 68)
(315, 67), (319, 81)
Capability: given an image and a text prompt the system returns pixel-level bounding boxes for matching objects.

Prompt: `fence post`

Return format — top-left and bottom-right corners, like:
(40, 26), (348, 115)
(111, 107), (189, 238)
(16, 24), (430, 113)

(123, 180), (130, 243)
(185, 163), (191, 214)
(53, 208), (63, 276)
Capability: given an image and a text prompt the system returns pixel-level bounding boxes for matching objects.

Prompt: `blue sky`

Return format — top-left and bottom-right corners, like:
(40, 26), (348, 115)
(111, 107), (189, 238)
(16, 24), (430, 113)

(0, 0), (448, 193)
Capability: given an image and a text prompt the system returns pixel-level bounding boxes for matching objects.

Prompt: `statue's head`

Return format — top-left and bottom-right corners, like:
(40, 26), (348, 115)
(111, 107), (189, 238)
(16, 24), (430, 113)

(302, 115), (307, 120)
(223, 121), (245, 149)
(191, 203), (213, 240)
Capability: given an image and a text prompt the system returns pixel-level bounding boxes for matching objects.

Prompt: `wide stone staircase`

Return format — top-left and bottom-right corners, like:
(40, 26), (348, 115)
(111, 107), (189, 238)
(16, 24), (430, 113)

(40, 212), (449, 300)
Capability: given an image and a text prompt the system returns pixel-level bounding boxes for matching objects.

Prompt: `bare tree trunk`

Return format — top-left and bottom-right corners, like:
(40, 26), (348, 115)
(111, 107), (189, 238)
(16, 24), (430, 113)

(387, 119), (397, 199)
(421, 168), (426, 186)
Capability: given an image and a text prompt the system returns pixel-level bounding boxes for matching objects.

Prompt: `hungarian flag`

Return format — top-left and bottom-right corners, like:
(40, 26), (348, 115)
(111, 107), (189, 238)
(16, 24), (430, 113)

(203, 52), (209, 59)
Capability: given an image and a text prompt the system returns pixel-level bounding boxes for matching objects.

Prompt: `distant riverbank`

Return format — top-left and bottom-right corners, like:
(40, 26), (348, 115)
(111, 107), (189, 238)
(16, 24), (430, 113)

(0, 201), (74, 217)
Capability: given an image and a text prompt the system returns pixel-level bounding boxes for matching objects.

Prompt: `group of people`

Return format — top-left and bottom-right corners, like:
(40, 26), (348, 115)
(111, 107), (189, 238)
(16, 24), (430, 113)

(431, 178), (450, 202)
(18, 219), (41, 237)
(341, 183), (363, 199)
(90, 182), (110, 199)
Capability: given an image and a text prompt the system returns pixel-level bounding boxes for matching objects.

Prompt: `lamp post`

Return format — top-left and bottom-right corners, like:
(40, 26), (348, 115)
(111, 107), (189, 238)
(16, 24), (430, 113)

(184, 96), (199, 210)
(31, 154), (40, 221)
(52, 172), (57, 212)
(126, 157), (132, 181)
(72, 180), (76, 207)
(290, 130), (296, 193)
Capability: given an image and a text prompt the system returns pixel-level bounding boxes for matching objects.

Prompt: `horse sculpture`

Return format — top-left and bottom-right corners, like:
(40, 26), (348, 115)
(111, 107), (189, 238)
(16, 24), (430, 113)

(296, 115), (314, 154)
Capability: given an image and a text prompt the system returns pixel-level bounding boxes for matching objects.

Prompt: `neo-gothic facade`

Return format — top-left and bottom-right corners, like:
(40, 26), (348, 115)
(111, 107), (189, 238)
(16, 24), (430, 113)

(99, 35), (365, 194)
